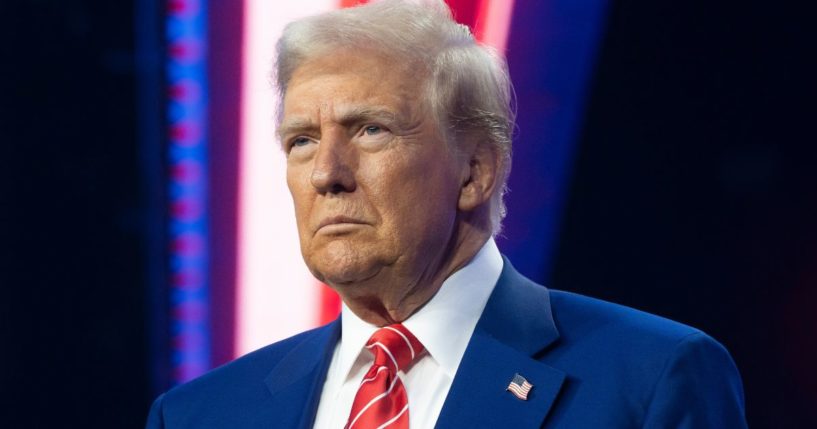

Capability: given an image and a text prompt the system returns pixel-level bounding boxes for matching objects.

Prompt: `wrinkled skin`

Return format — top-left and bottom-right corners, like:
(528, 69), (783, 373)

(281, 49), (499, 325)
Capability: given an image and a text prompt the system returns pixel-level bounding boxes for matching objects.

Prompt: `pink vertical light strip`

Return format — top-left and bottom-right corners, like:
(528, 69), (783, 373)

(475, 0), (516, 51)
(236, 0), (338, 357)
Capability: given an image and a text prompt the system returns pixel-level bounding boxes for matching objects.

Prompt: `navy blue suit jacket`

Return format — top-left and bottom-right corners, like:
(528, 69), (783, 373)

(147, 258), (747, 428)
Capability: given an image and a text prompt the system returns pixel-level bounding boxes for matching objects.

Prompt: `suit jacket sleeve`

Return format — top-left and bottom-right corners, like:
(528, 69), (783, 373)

(642, 332), (747, 428)
(145, 393), (166, 429)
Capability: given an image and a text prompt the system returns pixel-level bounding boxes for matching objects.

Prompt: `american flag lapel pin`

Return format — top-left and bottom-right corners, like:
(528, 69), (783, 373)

(506, 373), (533, 401)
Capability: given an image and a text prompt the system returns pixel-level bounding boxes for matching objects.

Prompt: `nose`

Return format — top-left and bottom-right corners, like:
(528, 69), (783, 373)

(310, 130), (356, 194)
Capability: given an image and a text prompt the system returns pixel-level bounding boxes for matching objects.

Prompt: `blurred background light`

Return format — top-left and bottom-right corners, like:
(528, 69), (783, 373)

(166, 0), (211, 383)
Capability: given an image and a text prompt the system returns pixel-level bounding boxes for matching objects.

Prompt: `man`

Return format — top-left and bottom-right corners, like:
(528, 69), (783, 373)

(147, 1), (747, 427)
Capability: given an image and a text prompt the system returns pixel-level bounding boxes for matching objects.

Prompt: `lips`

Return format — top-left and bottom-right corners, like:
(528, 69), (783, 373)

(316, 215), (367, 231)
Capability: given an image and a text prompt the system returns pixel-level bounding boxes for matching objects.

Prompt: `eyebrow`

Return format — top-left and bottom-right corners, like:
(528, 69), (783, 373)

(335, 106), (399, 128)
(277, 105), (404, 140)
(277, 117), (317, 140)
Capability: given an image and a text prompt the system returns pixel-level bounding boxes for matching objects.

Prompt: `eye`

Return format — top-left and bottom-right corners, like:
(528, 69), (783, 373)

(355, 123), (392, 150)
(363, 125), (382, 135)
(352, 124), (394, 151)
(287, 136), (315, 152)
(357, 124), (391, 141)
(291, 136), (311, 147)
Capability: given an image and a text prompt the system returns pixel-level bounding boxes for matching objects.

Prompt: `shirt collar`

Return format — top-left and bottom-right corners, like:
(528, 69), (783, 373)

(338, 238), (503, 379)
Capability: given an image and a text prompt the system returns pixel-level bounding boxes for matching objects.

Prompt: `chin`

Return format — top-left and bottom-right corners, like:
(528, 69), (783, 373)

(307, 240), (383, 286)
(317, 261), (382, 287)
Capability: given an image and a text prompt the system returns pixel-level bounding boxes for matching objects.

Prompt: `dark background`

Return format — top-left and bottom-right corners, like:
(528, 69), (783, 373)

(551, 1), (816, 426)
(1, 0), (151, 427)
(1, 0), (814, 427)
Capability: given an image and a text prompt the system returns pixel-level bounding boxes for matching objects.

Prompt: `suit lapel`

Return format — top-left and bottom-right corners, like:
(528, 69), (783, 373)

(255, 319), (341, 429)
(435, 257), (565, 429)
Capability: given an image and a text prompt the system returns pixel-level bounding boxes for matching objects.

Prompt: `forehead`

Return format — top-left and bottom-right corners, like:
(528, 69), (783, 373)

(281, 50), (426, 124)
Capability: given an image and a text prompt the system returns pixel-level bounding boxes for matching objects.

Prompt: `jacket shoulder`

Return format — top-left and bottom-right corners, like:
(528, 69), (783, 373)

(548, 289), (702, 344)
(171, 326), (323, 397)
(542, 289), (745, 427)
(546, 289), (727, 374)
(148, 325), (333, 428)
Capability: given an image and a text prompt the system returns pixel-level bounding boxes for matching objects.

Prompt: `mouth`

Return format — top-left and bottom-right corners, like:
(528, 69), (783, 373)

(316, 215), (368, 233)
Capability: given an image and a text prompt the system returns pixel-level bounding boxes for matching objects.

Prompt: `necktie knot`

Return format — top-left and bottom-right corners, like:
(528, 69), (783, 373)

(365, 324), (424, 373)
(346, 324), (422, 429)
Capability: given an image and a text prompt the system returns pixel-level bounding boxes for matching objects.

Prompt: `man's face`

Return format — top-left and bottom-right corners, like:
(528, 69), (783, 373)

(281, 50), (463, 288)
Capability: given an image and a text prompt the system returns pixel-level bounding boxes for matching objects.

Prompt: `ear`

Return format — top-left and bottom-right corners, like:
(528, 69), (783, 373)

(458, 142), (501, 212)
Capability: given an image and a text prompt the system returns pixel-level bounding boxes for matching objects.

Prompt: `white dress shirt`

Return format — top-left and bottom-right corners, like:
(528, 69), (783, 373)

(312, 239), (504, 429)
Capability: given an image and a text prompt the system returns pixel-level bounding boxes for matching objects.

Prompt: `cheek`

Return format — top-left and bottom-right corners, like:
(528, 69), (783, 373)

(286, 165), (314, 226)
(367, 152), (459, 235)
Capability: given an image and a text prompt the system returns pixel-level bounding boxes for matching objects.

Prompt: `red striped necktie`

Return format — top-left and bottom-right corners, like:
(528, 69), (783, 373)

(345, 324), (424, 429)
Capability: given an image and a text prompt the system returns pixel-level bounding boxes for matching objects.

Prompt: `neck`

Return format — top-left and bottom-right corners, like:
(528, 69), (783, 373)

(334, 220), (491, 326)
